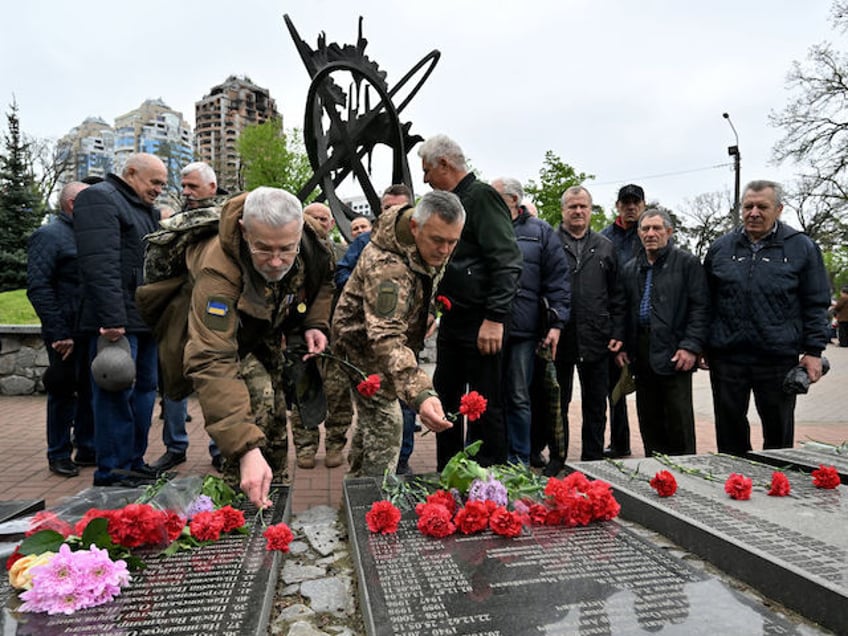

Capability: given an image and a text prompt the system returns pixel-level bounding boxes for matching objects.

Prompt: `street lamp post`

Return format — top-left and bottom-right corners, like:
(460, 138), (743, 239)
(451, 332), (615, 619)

(723, 112), (741, 226)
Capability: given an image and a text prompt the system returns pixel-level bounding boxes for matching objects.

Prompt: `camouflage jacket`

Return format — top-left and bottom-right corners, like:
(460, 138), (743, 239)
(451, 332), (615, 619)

(183, 193), (334, 459)
(331, 205), (444, 410)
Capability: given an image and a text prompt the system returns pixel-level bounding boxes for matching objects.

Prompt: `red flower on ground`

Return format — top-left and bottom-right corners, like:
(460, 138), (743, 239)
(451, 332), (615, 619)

(454, 501), (491, 534)
(458, 391), (487, 422)
(366, 501), (402, 534)
(215, 505), (246, 533)
(650, 470), (678, 497)
(110, 503), (170, 548)
(190, 510), (226, 542)
(163, 511), (187, 542)
(489, 507), (524, 537)
(527, 503), (549, 525)
(26, 511), (73, 538)
(425, 490), (457, 516)
(416, 503), (456, 538)
(768, 472), (791, 497)
(585, 480), (621, 521)
(811, 465), (840, 489)
(264, 522), (294, 551)
(5, 546), (23, 571)
(73, 508), (115, 537)
(357, 374), (381, 397)
(724, 473), (753, 500)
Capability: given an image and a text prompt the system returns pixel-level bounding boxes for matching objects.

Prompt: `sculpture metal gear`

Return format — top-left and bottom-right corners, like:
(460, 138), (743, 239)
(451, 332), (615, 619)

(284, 15), (440, 241)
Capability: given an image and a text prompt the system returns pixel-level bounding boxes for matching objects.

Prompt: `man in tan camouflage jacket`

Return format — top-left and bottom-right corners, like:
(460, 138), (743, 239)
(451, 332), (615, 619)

(331, 190), (464, 476)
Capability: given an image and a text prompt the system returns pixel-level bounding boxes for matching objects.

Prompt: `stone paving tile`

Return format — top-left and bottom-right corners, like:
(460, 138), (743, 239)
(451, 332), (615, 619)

(1, 343), (845, 512)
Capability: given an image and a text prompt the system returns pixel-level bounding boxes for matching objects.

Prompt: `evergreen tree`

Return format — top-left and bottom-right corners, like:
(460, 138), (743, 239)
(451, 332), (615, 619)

(0, 99), (45, 291)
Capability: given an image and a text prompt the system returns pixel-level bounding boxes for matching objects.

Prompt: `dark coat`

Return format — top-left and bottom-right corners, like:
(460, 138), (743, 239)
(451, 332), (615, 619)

(620, 245), (710, 375)
(704, 222), (831, 364)
(555, 227), (625, 361)
(601, 219), (641, 266)
(508, 210), (571, 340)
(26, 212), (83, 343)
(73, 173), (160, 333)
(438, 174), (522, 340)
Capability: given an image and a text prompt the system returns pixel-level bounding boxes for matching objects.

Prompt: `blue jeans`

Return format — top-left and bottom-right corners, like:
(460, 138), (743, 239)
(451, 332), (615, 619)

(162, 396), (188, 453)
(398, 401), (416, 463)
(45, 340), (94, 461)
(504, 338), (537, 465)
(89, 333), (158, 482)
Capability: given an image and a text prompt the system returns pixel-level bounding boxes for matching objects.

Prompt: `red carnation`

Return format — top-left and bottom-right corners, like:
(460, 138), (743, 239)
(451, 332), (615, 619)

(489, 507), (524, 538)
(454, 501), (491, 534)
(585, 480), (621, 521)
(811, 465), (840, 489)
(435, 295), (452, 314)
(650, 470), (678, 497)
(163, 511), (187, 542)
(527, 503), (549, 525)
(425, 490), (457, 516)
(73, 508), (115, 537)
(724, 473), (753, 500)
(190, 510), (226, 542)
(264, 522), (294, 551)
(768, 472), (791, 497)
(27, 511), (73, 538)
(5, 546), (23, 572)
(357, 374), (381, 397)
(416, 503), (456, 538)
(216, 505), (246, 533)
(458, 391), (487, 422)
(366, 500), (402, 534)
(110, 503), (170, 547)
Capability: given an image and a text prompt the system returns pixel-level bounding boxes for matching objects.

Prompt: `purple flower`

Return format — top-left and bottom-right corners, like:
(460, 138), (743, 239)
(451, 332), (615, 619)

(186, 494), (215, 518)
(467, 475), (508, 507)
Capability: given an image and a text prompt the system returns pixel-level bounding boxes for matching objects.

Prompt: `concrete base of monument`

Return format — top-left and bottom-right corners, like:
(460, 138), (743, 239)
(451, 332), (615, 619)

(343, 475), (825, 636)
(571, 453), (846, 634)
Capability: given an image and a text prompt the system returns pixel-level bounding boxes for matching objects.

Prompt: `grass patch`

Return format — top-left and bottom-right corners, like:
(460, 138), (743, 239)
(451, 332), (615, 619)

(0, 289), (40, 325)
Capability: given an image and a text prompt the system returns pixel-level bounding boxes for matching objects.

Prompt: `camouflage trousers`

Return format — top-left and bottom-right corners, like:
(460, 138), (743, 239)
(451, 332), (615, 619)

(219, 353), (289, 490)
(348, 389), (402, 478)
(291, 356), (353, 458)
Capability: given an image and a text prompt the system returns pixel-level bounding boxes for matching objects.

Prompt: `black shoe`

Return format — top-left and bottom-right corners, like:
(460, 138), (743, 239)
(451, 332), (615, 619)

(603, 447), (632, 459)
(150, 451), (186, 472)
(49, 458), (80, 478)
(529, 452), (547, 468)
(93, 474), (155, 488)
(542, 458), (564, 477)
(73, 452), (97, 467)
(396, 460), (413, 476)
(413, 423), (422, 433)
(211, 455), (223, 472)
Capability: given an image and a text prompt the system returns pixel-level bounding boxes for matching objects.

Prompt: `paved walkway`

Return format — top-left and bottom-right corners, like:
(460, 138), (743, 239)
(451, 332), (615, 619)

(2, 344), (846, 513)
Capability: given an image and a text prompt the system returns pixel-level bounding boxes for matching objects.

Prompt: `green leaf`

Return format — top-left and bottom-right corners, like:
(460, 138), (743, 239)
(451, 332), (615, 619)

(80, 517), (112, 549)
(19, 529), (65, 555)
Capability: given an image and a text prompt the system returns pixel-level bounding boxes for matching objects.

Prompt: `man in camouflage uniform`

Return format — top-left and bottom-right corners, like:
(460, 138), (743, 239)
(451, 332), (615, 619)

(332, 191), (464, 476)
(182, 187), (334, 508)
(291, 202), (354, 470)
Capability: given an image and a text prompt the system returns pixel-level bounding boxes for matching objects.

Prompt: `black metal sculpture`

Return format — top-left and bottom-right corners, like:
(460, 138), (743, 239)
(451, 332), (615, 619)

(284, 15), (440, 240)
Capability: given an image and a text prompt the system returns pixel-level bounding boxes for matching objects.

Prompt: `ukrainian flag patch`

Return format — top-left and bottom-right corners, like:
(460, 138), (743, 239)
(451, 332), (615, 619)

(206, 300), (229, 317)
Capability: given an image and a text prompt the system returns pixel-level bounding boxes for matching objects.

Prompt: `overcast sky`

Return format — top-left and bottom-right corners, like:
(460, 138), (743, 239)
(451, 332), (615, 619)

(0, 0), (837, 216)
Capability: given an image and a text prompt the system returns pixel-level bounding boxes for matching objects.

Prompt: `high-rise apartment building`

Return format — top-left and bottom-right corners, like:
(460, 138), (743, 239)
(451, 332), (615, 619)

(194, 75), (280, 192)
(57, 116), (115, 184)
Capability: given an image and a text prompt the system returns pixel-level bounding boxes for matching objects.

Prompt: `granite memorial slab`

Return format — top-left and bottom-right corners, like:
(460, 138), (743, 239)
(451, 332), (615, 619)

(752, 442), (848, 484)
(343, 476), (810, 636)
(1, 485), (290, 635)
(0, 500), (44, 544)
(569, 454), (847, 634)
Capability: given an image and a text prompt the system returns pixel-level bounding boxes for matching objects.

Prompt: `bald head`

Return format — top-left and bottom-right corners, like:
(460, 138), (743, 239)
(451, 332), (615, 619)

(59, 182), (88, 216)
(303, 202), (334, 236)
(122, 153), (167, 205)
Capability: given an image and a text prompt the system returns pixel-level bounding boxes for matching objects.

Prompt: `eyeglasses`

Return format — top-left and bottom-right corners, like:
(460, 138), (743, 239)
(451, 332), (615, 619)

(245, 237), (300, 260)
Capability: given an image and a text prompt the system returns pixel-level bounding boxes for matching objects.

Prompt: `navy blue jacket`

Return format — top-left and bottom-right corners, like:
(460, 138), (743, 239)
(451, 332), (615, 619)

(26, 212), (83, 343)
(704, 222), (831, 364)
(508, 210), (570, 340)
(601, 219), (640, 266)
(73, 173), (160, 333)
(620, 245), (709, 375)
(335, 232), (371, 288)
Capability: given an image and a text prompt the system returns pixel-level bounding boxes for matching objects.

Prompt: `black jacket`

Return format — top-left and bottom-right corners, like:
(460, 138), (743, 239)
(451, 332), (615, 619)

(555, 227), (625, 361)
(26, 212), (83, 343)
(508, 210), (570, 340)
(704, 222), (831, 364)
(620, 245), (709, 375)
(600, 219), (641, 266)
(438, 174), (522, 340)
(73, 173), (160, 333)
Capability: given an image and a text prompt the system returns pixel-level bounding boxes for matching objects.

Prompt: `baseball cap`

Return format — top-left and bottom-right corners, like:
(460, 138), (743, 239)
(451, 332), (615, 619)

(91, 335), (136, 391)
(617, 184), (645, 202)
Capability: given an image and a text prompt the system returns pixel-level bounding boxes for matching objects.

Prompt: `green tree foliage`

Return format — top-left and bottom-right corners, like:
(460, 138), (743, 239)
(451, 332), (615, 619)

(0, 99), (46, 292)
(524, 150), (601, 228)
(237, 120), (314, 199)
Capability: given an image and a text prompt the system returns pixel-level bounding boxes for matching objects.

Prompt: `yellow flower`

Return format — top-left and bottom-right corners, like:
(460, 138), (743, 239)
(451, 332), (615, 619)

(8, 552), (55, 590)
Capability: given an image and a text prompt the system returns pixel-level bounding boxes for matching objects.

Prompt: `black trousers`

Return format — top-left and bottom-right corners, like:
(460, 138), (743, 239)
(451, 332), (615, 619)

(709, 357), (797, 455)
(838, 321), (848, 347)
(434, 338), (507, 471)
(553, 353), (608, 461)
(607, 355), (631, 453)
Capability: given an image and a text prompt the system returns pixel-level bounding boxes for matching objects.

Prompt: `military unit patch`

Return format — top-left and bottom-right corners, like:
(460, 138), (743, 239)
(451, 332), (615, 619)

(375, 281), (399, 317)
(204, 297), (231, 331)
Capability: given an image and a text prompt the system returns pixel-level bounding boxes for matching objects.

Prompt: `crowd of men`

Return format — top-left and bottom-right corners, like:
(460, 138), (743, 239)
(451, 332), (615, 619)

(26, 137), (832, 508)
